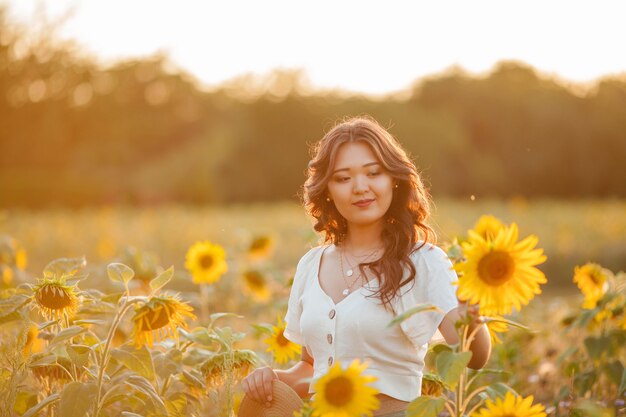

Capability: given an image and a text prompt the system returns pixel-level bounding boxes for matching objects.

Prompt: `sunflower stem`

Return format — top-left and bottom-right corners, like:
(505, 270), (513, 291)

(461, 385), (488, 412)
(463, 323), (483, 352)
(466, 397), (486, 417)
(93, 297), (136, 417)
(200, 284), (210, 325)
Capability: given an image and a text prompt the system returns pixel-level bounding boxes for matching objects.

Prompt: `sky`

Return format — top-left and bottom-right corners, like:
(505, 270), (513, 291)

(3, 0), (626, 96)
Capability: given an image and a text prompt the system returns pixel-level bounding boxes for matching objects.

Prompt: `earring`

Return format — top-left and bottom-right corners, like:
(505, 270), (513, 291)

(394, 184), (399, 189)
(326, 197), (331, 202)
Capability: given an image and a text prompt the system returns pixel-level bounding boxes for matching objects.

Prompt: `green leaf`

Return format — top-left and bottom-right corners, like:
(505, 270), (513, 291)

(556, 346), (578, 365)
(111, 345), (156, 381)
(181, 370), (205, 390)
(107, 262), (135, 284)
(209, 312), (244, 328)
(72, 319), (106, 326)
(153, 350), (182, 379)
(584, 336), (610, 360)
(429, 343), (453, 355)
(179, 327), (219, 346)
(603, 360), (624, 386)
(58, 382), (97, 417)
(149, 266), (174, 292)
(38, 320), (61, 330)
(485, 382), (518, 400)
(48, 326), (87, 348)
(165, 392), (187, 417)
(28, 353), (57, 367)
(406, 396), (446, 417)
(21, 393), (60, 417)
(124, 375), (167, 414)
(436, 350), (472, 389)
(572, 399), (615, 417)
(0, 309), (23, 325)
(13, 391), (38, 415)
(102, 292), (125, 304)
(574, 371), (597, 396)
(467, 368), (509, 385)
(44, 257), (87, 278)
(250, 323), (274, 336)
(482, 316), (529, 331)
(619, 368), (626, 395)
(387, 304), (442, 328)
(67, 344), (92, 368)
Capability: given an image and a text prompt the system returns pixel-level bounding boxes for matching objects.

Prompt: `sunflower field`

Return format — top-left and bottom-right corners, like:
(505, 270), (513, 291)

(0, 199), (625, 417)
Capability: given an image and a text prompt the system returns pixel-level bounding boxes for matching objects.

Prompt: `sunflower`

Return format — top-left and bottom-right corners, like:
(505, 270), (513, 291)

(0, 235), (27, 270)
(485, 316), (509, 345)
(248, 235), (274, 260)
(131, 295), (196, 347)
(242, 270), (270, 302)
(312, 359), (380, 417)
(455, 223), (547, 316)
(32, 275), (80, 320)
(473, 215), (505, 241)
(472, 391), (546, 417)
(23, 324), (46, 358)
(185, 241), (228, 285)
(15, 248), (27, 270)
(421, 373), (445, 396)
(1, 265), (12, 286)
(265, 317), (301, 365)
(593, 293), (625, 324)
(201, 349), (256, 388)
(573, 263), (610, 309)
(30, 355), (79, 383)
(121, 246), (160, 286)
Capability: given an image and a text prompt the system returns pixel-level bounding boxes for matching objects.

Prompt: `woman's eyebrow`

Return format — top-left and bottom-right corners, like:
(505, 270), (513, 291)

(332, 162), (380, 174)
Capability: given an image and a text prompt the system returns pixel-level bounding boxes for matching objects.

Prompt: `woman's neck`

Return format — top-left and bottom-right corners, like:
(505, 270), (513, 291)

(343, 221), (384, 253)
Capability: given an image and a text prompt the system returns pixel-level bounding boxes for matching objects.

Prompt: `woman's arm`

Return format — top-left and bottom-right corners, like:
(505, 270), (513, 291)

(438, 303), (491, 369)
(242, 348), (314, 405)
(275, 347), (314, 397)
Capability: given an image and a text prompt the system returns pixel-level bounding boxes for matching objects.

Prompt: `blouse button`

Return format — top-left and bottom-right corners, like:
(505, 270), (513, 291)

(327, 334), (333, 344)
(329, 309), (336, 319)
(328, 356), (333, 366)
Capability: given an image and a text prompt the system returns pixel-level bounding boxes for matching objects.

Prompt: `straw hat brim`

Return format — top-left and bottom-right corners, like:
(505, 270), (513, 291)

(238, 379), (304, 417)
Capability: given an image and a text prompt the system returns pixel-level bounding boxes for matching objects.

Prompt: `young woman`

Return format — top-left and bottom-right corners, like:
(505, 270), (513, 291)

(241, 116), (491, 416)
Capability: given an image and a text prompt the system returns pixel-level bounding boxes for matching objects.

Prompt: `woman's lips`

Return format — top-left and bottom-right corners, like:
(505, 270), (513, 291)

(353, 199), (374, 208)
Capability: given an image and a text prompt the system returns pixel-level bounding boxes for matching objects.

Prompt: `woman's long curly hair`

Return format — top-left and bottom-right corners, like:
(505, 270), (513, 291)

(302, 116), (436, 310)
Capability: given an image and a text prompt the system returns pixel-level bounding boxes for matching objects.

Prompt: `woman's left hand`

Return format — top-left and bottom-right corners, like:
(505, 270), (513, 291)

(457, 300), (483, 326)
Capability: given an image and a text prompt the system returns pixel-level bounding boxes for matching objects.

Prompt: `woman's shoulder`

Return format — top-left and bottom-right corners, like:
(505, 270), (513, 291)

(408, 241), (453, 271)
(296, 243), (331, 270)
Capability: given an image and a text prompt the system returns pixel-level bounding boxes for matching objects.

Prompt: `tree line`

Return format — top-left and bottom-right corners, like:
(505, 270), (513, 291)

(1, 8), (625, 207)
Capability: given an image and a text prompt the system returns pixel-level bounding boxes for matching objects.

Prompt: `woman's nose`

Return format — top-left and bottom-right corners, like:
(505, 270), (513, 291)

(352, 175), (368, 193)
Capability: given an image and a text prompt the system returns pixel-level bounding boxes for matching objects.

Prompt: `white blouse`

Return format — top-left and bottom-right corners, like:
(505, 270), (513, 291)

(283, 242), (458, 401)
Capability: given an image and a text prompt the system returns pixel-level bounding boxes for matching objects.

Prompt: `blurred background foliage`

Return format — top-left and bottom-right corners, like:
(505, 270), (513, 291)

(1, 6), (625, 208)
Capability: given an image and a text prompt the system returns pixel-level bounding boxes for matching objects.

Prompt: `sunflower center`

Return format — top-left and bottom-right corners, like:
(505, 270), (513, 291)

(586, 272), (603, 286)
(36, 284), (73, 310)
(276, 330), (290, 347)
(324, 376), (354, 406)
(245, 272), (265, 289)
(477, 250), (515, 286)
(250, 237), (270, 251)
(139, 306), (171, 331)
(199, 254), (214, 269)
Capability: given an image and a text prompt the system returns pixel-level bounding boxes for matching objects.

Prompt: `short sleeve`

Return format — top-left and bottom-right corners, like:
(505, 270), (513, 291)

(283, 247), (318, 345)
(395, 244), (458, 348)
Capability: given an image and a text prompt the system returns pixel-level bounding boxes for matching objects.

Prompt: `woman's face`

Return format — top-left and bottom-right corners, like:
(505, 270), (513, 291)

(326, 141), (394, 229)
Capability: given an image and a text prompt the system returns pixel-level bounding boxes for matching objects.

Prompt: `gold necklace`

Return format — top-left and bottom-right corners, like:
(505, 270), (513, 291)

(339, 249), (362, 296)
(343, 243), (382, 277)
(339, 246), (380, 296)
